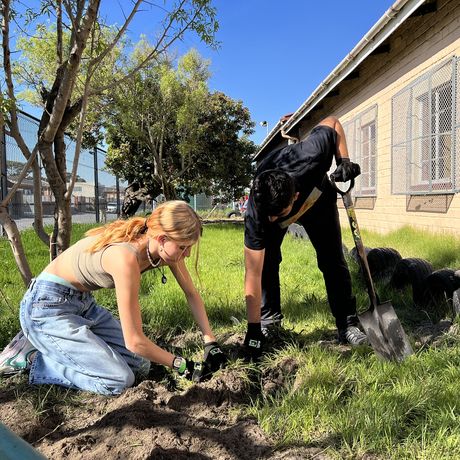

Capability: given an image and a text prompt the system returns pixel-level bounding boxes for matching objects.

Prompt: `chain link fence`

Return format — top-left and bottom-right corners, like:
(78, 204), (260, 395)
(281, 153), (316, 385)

(0, 111), (221, 233)
(392, 57), (460, 195)
(1, 111), (122, 231)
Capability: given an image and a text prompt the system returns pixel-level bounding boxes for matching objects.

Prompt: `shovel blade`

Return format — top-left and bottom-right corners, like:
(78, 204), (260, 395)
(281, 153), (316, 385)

(358, 301), (413, 362)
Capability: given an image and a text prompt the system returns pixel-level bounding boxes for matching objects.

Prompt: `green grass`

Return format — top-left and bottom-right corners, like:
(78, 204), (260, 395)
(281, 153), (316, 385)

(2, 222), (460, 458)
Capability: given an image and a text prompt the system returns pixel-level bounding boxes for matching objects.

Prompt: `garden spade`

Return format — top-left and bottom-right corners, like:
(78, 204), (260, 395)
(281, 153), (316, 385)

(331, 177), (413, 361)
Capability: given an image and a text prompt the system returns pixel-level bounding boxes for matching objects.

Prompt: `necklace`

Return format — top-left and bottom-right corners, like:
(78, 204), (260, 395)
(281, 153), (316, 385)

(146, 240), (167, 284)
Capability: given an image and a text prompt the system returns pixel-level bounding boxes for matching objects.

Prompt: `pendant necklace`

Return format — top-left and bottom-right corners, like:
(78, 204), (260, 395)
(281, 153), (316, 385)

(146, 240), (167, 284)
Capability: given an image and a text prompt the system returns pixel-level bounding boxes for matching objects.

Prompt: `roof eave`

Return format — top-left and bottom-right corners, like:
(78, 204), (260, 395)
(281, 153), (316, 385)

(255, 0), (427, 160)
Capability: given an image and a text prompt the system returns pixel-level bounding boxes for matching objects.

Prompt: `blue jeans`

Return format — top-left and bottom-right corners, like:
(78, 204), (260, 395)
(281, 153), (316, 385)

(20, 278), (150, 395)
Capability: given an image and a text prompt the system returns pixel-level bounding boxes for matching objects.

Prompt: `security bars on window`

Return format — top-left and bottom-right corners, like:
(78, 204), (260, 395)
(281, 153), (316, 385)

(342, 105), (378, 197)
(391, 57), (459, 195)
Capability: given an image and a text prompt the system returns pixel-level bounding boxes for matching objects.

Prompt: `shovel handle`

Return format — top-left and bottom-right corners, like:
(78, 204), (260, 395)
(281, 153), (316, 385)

(329, 176), (354, 196)
(329, 176), (379, 308)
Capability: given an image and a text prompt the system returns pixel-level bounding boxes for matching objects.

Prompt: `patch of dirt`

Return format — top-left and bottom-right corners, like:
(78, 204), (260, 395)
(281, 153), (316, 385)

(4, 319), (454, 459)
(0, 334), (333, 460)
(261, 357), (299, 397)
(413, 319), (454, 347)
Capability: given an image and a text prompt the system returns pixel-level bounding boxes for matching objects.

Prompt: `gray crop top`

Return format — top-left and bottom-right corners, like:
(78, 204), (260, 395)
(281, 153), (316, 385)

(68, 236), (139, 291)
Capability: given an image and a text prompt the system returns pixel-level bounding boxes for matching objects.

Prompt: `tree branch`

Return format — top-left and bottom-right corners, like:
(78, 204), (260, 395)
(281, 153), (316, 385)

(41, 0), (101, 144)
(56, 0), (63, 65)
(89, 0), (207, 97)
(87, 0), (143, 76)
(1, 0), (31, 159)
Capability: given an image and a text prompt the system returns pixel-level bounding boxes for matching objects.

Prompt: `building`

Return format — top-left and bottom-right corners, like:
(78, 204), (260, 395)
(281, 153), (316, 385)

(6, 176), (54, 218)
(257, 0), (460, 235)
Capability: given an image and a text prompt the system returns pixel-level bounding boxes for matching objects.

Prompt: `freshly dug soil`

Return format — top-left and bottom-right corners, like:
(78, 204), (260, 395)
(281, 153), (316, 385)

(0, 334), (331, 460)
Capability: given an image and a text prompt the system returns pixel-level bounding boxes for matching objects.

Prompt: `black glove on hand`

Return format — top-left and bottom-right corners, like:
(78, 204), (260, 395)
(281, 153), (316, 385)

(173, 356), (205, 382)
(330, 158), (361, 182)
(203, 342), (228, 373)
(243, 323), (264, 361)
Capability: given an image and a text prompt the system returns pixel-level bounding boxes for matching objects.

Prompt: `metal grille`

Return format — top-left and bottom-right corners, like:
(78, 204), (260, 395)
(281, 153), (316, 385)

(342, 105), (377, 197)
(392, 58), (459, 195)
(2, 111), (120, 231)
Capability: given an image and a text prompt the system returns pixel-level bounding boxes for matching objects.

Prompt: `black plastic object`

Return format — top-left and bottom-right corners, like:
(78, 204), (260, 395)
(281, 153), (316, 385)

(367, 247), (402, 281)
(423, 269), (460, 320)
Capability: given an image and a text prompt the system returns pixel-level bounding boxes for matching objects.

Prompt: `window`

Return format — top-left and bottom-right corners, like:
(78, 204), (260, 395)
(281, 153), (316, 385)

(415, 81), (452, 186)
(360, 121), (376, 194)
(342, 105), (377, 197)
(392, 58), (457, 195)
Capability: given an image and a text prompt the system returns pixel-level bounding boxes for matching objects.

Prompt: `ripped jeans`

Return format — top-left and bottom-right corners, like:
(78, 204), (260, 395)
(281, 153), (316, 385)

(20, 278), (150, 395)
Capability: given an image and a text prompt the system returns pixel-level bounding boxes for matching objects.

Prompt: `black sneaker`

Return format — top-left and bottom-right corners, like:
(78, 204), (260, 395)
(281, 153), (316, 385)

(261, 322), (282, 339)
(261, 323), (302, 349)
(338, 326), (368, 346)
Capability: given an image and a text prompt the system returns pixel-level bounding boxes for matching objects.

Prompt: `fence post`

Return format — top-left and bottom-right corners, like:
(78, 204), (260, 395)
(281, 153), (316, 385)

(0, 124), (7, 204)
(93, 146), (100, 223)
(0, 125), (7, 235)
(116, 177), (120, 216)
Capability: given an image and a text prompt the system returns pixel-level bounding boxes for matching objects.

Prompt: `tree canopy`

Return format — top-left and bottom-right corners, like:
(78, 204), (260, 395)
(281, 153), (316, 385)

(1, 0), (220, 283)
(104, 49), (255, 213)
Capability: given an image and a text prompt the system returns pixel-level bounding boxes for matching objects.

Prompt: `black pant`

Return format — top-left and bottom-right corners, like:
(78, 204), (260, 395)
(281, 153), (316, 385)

(261, 187), (357, 331)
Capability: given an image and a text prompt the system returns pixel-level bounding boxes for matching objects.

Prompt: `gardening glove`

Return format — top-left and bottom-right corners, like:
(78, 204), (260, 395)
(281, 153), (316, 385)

(330, 158), (361, 182)
(203, 342), (228, 373)
(172, 356), (206, 382)
(243, 323), (264, 362)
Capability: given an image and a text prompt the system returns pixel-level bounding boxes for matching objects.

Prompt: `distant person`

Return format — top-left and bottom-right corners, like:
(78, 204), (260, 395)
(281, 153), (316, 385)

(243, 116), (367, 360)
(0, 201), (227, 394)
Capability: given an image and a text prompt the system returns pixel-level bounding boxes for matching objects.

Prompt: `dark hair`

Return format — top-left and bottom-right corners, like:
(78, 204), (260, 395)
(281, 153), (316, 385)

(253, 170), (295, 215)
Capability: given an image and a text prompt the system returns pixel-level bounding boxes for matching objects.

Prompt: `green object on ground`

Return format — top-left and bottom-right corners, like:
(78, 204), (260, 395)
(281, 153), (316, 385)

(0, 422), (46, 459)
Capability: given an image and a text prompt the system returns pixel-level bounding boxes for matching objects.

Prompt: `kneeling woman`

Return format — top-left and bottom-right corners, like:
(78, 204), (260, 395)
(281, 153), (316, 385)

(0, 201), (226, 394)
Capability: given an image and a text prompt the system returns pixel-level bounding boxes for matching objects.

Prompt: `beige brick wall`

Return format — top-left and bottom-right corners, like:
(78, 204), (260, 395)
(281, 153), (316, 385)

(300, 0), (460, 235)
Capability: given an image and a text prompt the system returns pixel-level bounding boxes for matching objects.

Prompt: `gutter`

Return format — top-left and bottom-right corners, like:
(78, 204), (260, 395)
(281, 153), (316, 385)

(256, 0), (427, 157)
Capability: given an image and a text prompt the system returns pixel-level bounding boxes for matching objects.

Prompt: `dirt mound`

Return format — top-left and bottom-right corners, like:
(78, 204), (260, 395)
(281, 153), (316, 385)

(0, 373), (266, 460)
(0, 334), (335, 459)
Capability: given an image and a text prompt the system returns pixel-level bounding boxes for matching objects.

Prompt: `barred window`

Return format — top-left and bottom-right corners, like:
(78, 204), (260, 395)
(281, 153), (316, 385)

(342, 105), (377, 197)
(392, 58), (458, 194)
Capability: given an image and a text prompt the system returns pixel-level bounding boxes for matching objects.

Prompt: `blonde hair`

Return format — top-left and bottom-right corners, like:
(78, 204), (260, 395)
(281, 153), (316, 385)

(85, 201), (202, 266)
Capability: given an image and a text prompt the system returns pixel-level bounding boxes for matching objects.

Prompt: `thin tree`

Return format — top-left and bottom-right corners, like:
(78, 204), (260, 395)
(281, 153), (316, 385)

(0, 0), (218, 284)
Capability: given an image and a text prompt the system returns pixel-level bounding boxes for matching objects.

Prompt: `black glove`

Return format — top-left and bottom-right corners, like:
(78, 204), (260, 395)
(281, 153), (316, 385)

(330, 158), (361, 182)
(203, 342), (228, 373)
(172, 356), (205, 382)
(243, 323), (264, 361)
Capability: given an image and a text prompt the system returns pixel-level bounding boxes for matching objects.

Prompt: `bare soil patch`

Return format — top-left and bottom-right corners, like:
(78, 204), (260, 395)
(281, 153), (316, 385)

(3, 321), (446, 459)
(0, 333), (332, 460)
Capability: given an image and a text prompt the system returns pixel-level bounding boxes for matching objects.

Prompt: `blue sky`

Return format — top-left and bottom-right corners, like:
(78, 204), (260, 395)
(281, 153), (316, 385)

(100, 0), (395, 145)
(19, 1), (395, 146)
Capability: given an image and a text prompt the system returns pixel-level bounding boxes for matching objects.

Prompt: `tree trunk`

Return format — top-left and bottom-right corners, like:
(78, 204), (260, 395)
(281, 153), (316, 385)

(31, 157), (50, 246)
(0, 206), (33, 286)
(56, 195), (72, 255)
(162, 181), (177, 200)
(38, 139), (71, 256)
(121, 182), (146, 218)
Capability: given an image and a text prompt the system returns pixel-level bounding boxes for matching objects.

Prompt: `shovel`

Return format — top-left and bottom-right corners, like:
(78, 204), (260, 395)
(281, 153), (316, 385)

(331, 177), (413, 361)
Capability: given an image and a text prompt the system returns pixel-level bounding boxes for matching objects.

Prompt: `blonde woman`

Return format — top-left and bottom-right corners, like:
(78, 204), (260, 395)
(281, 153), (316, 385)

(0, 201), (227, 394)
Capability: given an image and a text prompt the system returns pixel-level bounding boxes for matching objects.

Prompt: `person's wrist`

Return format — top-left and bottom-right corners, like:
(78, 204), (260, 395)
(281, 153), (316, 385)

(336, 157), (350, 165)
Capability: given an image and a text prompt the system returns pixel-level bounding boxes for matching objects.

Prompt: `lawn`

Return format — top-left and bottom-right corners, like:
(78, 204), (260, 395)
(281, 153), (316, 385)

(1, 222), (460, 459)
